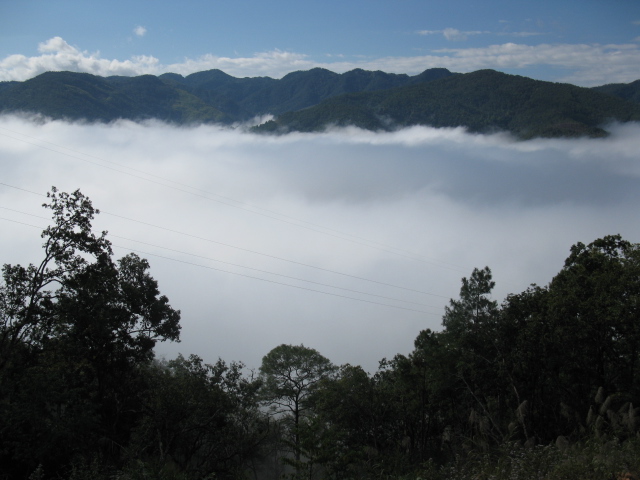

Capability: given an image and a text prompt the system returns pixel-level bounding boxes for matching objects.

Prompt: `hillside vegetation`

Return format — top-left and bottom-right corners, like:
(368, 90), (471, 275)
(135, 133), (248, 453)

(1, 67), (639, 138)
(2, 189), (640, 480)
(257, 70), (640, 138)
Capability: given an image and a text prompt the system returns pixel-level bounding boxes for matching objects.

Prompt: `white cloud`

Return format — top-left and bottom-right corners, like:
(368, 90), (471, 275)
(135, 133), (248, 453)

(1, 37), (640, 86)
(1, 116), (639, 371)
(38, 36), (78, 54)
(430, 42), (640, 86)
(417, 28), (489, 41)
(134, 25), (147, 37)
(443, 28), (468, 41)
(164, 49), (312, 78)
(496, 31), (547, 38)
(0, 37), (160, 81)
(417, 28), (542, 41)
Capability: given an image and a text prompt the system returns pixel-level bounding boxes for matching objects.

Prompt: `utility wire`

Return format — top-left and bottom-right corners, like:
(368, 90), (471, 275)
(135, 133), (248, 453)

(114, 245), (440, 315)
(0, 206), (443, 309)
(0, 186), (451, 298)
(0, 215), (441, 316)
(104, 211), (450, 298)
(0, 126), (467, 272)
(110, 233), (444, 311)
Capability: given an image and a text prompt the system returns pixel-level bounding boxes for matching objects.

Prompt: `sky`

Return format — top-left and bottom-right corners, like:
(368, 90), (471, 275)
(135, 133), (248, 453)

(1, 1), (640, 373)
(1, 0), (640, 86)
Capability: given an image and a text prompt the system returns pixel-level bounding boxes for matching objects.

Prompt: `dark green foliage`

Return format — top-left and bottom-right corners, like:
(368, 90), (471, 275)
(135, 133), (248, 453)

(0, 188), (182, 478)
(259, 344), (335, 476)
(129, 355), (266, 479)
(0, 67), (454, 125)
(166, 67), (454, 119)
(3, 67), (639, 138)
(0, 71), (229, 123)
(258, 69), (640, 138)
(416, 438), (640, 480)
(0, 81), (19, 94)
(290, 235), (640, 479)
(3, 190), (640, 479)
(593, 79), (640, 104)
(0, 188), (275, 480)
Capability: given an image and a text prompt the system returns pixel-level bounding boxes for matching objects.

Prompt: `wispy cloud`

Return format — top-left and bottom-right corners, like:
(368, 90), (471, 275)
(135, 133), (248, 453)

(417, 28), (544, 41)
(133, 25), (147, 37)
(496, 31), (546, 38)
(1, 37), (639, 86)
(417, 28), (490, 41)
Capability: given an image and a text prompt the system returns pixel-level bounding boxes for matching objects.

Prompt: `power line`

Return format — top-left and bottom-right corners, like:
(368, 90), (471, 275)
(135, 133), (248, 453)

(110, 233), (444, 311)
(0, 205), (443, 308)
(0, 184), (451, 298)
(0, 215), (442, 316)
(104, 211), (451, 298)
(0, 125), (468, 272)
(112, 244), (441, 315)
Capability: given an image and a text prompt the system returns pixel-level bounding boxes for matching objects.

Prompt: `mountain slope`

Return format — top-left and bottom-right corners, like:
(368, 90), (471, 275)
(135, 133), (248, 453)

(256, 70), (640, 138)
(592, 79), (640, 105)
(0, 71), (229, 123)
(1, 68), (639, 139)
(158, 67), (455, 118)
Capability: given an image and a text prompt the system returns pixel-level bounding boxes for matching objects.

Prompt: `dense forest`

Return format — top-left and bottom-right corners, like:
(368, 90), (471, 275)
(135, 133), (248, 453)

(1, 189), (640, 480)
(2, 67), (640, 139)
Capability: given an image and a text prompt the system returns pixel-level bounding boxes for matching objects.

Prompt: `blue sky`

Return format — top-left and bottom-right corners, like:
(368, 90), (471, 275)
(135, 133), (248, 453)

(1, 0), (640, 85)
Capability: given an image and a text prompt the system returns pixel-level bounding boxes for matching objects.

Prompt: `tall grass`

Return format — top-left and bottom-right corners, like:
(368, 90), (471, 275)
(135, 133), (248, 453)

(410, 437), (640, 480)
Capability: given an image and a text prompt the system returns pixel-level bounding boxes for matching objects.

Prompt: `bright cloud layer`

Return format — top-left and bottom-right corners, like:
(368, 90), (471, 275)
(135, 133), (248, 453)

(1, 115), (639, 371)
(1, 36), (640, 85)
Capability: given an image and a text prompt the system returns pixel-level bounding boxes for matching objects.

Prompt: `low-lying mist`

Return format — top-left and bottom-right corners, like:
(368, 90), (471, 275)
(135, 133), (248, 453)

(1, 115), (639, 372)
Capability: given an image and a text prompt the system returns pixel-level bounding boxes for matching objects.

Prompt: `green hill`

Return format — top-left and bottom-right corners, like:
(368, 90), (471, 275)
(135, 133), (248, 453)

(592, 78), (640, 104)
(256, 70), (640, 138)
(1, 67), (639, 138)
(0, 71), (229, 123)
(157, 67), (454, 118)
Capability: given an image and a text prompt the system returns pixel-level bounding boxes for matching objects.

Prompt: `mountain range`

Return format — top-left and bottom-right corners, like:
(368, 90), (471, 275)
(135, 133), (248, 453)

(1, 67), (640, 139)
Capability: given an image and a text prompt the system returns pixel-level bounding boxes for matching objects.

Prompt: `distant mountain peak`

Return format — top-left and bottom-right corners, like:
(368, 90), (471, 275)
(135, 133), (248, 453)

(1, 67), (638, 139)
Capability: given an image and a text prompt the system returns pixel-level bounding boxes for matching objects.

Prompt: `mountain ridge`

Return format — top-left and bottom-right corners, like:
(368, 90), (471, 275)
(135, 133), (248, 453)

(1, 67), (639, 139)
(256, 69), (640, 138)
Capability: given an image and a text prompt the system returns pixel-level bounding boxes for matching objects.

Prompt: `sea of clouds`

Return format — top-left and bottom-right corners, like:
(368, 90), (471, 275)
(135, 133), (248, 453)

(1, 115), (639, 372)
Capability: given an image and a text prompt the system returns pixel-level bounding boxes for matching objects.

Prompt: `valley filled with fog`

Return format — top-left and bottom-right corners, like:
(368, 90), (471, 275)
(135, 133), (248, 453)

(1, 115), (639, 372)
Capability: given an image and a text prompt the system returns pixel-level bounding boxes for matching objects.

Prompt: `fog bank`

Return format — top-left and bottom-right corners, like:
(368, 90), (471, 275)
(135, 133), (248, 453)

(1, 116), (639, 372)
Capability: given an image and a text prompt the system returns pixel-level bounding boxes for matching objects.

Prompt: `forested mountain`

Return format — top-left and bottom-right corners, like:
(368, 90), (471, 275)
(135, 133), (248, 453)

(1, 67), (639, 138)
(257, 69), (640, 138)
(0, 71), (231, 124)
(0, 67), (454, 125)
(2, 188), (640, 480)
(592, 78), (640, 104)
(160, 67), (454, 117)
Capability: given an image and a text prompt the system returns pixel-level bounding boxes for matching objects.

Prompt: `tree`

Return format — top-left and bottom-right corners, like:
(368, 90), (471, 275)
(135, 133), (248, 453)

(130, 354), (267, 479)
(0, 187), (181, 478)
(497, 235), (640, 441)
(442, 266), (498, 337)
(0, 187), (112, 371)
(435, 267), (522, 451)
(542, 235), (640, 437)
(259, 344), (335, 475)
